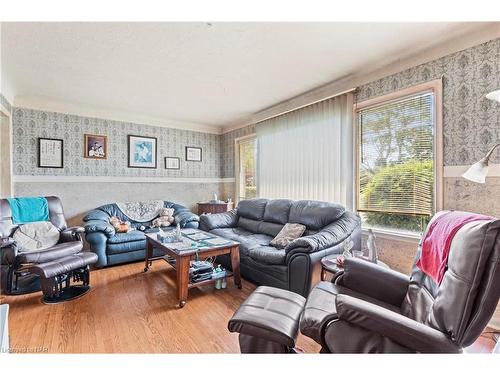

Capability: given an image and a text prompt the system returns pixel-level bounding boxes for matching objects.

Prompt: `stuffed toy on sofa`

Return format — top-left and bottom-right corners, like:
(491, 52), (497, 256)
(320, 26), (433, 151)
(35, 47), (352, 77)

(109, 216), (132, 233)
(152, 208), (175, 228)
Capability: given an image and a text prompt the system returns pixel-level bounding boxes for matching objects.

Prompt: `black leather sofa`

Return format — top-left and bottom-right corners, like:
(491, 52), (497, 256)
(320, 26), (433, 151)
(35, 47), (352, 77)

(200, 198), (361, 296)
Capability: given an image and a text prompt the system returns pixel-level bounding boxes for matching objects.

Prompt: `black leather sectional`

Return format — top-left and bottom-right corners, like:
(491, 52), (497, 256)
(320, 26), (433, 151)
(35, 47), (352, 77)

(200, 198), (361, 296)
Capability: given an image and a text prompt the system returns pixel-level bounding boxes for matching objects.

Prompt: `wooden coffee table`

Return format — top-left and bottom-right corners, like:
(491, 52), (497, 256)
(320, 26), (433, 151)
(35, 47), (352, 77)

(144, 230), (241, 308)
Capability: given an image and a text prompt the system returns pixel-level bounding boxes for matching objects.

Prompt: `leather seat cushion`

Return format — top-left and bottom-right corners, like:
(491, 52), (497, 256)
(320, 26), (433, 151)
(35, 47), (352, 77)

(249, 246), (286, 265)
(300, 281), (401, 344)
(228, 286), (306, 347)
(17, 241), (83, 264)
(107, 230), (146, 244)
(210, 229), (272, 257)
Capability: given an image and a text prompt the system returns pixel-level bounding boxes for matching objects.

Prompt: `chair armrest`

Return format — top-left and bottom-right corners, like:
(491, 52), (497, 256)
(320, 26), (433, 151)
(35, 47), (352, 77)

(199, 210), (238, 231)
(285, 212), (361, 253)
(174, 210), (199, 228)
(335, 294), (459, 353)
(60, 226), (85, 242)
(84, 220), (116, 237)
(340, 258), (409, 307)
(0, 238), (18, 264)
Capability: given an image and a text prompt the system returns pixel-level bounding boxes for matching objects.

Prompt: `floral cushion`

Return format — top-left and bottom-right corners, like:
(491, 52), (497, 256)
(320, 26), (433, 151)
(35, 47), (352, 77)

(270, 223), (306, 249)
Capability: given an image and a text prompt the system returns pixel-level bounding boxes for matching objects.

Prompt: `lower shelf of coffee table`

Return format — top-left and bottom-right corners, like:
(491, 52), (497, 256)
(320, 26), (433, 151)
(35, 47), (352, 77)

(188, 272), (234, 289)
(157, 255), (234, 289)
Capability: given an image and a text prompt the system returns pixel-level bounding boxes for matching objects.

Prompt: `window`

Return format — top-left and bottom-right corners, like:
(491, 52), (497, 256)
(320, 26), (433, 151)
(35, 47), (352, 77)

(235, 135), (257, 202)
(355, 80), (443, 234)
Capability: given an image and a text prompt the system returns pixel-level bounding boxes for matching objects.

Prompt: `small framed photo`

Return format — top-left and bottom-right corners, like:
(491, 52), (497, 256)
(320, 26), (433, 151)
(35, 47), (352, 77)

(165, 157), (180, 170)
(185, 146), (202, 162)
(38, 138), (63, 168)
(84, 134), (107, 159)
(128, 135), (157, 169)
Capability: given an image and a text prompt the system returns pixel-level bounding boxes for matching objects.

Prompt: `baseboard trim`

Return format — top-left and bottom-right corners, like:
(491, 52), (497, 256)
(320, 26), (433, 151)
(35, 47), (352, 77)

(13, 175), (236, 184)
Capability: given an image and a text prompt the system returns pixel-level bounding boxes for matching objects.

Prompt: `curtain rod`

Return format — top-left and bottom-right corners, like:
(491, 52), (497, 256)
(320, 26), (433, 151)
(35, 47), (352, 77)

(254, 87), (357, 126)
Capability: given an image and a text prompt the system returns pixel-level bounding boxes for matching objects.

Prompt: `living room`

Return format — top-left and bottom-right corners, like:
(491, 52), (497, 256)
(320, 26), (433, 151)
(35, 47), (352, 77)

(1, 1), (499, 373)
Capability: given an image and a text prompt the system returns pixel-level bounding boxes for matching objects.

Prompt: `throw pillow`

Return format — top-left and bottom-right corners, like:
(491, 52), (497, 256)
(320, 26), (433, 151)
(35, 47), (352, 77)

(270, 223), (306, 249)
(12, 221), (60, 252)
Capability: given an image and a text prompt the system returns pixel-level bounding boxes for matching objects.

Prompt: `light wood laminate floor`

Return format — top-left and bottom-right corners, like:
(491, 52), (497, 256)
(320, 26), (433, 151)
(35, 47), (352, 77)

(0, 261), (321, 353)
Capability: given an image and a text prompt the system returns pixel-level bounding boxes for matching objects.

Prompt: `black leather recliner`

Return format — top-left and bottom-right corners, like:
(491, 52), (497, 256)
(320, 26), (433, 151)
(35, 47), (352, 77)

(0, 196), (97, 303)
(228, 211), (500, 353)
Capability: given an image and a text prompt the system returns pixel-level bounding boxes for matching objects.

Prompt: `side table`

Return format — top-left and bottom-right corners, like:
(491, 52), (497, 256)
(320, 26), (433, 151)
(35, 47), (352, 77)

(320, 254), (389, 283)
(198, 201), (234, 215)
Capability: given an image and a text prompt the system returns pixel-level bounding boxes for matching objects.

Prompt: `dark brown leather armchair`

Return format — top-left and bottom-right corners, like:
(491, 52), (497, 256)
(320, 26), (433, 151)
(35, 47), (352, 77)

(0, 196), (86, 296)
(229, 212), (500, 353)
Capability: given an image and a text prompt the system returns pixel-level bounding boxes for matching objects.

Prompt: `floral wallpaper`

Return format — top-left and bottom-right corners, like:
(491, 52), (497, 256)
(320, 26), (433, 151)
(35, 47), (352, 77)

(12, 107), (222, 178)
(357, 38), (500, 166)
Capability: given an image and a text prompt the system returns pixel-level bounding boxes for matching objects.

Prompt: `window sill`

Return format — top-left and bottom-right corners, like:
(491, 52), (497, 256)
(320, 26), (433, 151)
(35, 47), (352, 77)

(361, 227), (422, 244)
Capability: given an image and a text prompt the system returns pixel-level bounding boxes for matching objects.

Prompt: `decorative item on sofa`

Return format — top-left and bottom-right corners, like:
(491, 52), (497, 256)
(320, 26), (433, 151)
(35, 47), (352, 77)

(199, 198), (362, 296)
(109, 216), (131, 233)
(0, 196), (97, 303)
(152, 208), (175, 227)
(83, 200), (199, 267)
(269, 223), (306, 249)
(366, 229), (378, 263)
(228, 210), (500, 353)
(127, 135), (157, 168)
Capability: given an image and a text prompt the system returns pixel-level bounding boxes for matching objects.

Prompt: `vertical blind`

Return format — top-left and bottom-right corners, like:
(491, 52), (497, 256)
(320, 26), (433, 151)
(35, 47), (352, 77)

(256, 93), (354, 207)
(357, 92), (435, 216)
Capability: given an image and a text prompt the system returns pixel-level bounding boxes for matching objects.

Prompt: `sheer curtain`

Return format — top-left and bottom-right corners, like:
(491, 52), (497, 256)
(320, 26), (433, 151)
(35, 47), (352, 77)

(256, 93), (354, 208)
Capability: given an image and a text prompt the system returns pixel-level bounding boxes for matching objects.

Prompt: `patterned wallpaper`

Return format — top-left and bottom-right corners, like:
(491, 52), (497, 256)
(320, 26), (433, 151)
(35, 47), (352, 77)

(357, 38), (500, 166)
(12, 108), (222, 178)
(0, 93), (12, 113)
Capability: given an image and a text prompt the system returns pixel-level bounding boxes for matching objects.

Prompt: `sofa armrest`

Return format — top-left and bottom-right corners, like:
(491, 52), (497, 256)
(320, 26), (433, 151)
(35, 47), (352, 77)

(199, 210), (238, 231)
(84, 220), (116, 237)
(285, 212), (361, 253)
(335, 294), (458, 353)
(60, 226), (85, 243)
(174, 210), (200, 228)
(83, 208), (111, 222)
(340, 258), (409, 307)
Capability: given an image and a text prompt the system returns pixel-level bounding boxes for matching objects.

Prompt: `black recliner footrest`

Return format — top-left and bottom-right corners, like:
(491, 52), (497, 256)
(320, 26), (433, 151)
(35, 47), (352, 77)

(228, 286), (306, 353)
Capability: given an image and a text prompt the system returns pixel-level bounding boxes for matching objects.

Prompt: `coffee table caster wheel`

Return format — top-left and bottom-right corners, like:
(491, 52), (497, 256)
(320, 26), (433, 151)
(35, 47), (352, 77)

(237, 284), (242, 289)
(179, 300), (186, 308)
(144, 267), (149, 272)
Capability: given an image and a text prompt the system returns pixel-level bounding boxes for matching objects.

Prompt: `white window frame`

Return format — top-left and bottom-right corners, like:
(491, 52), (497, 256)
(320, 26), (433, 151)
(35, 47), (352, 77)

(353, 79), (443, 241)
(234, 133), (257, 204)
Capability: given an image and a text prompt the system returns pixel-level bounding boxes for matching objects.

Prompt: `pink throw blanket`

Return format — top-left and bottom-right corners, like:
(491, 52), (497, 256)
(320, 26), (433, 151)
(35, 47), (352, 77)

(417, 211), (494, 284)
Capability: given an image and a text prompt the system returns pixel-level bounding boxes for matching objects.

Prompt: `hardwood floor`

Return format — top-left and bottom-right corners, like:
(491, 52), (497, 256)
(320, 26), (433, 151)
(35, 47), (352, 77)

(0, 261), (320, 353)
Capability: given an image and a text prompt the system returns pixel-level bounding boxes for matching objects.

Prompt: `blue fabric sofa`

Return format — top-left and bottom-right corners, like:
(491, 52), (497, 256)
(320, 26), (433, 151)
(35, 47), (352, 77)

(83, 201), (199, 267)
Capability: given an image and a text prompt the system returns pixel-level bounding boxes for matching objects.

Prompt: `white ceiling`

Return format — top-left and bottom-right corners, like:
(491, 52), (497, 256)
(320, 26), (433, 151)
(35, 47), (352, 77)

(1, 22), (496, 130)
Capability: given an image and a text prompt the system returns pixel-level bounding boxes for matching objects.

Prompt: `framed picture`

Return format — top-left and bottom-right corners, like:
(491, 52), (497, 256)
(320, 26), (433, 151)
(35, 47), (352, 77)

(38, 138), (63, 168)
(185, 146), (202, 162)
(84, 134), (107, 159)
(165, 157), (180, 170)
(128, 135), (157, 168)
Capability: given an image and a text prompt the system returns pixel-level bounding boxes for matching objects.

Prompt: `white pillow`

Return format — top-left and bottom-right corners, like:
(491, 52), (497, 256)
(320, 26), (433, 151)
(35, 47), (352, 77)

(12, 221), (60, 252)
